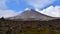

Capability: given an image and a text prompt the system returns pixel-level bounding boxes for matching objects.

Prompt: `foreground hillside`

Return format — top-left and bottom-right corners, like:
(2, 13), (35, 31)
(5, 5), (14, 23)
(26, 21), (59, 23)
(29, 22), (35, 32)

(0, 19), (60, 34)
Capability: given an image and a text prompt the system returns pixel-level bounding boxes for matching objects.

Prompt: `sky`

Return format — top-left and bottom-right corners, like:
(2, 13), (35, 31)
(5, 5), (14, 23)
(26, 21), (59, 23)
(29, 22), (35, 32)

(0, 0), (60, 18)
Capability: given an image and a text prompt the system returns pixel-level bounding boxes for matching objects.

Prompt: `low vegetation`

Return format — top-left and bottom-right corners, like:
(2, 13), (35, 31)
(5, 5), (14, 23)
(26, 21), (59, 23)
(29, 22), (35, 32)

(0, 18), (60, 34)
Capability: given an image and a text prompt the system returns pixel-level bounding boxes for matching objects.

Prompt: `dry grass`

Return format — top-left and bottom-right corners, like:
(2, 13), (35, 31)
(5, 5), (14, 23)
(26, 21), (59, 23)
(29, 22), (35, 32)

(0, 19), (60, 34)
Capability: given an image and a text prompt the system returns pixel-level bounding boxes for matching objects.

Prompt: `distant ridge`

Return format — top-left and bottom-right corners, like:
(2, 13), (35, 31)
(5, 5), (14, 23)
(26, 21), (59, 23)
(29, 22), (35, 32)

(7, 9), (57, 21)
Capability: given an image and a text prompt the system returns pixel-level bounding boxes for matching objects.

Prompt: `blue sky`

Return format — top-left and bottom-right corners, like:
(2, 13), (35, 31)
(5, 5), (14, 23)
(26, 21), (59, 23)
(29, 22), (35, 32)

(0, 0), (60, 18)
(7, 0), (60, 11)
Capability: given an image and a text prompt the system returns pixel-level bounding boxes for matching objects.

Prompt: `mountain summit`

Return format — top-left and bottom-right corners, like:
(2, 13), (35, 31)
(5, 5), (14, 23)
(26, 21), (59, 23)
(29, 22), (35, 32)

(8, 9), (56, 21)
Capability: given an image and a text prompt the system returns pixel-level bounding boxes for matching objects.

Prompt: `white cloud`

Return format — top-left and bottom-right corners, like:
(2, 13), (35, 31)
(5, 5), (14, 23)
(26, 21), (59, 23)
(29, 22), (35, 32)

(26, 0), (56, 9)
(0, 0), (60, 18)
(24, 8), (31, 11)
(0, 6), (60, 18)
(0, 0), (22, 18)
(37, 6), (60, 17)
(0, 0), (16, 18)
(0, 10), (21, 18)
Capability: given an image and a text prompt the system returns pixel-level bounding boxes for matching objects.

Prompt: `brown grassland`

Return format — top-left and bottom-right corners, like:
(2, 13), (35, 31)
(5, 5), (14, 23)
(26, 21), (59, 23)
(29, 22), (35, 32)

(0, 18), (60, 34)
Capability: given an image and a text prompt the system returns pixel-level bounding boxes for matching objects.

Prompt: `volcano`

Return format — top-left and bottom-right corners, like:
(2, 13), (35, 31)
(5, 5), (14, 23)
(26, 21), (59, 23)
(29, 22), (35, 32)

(7, 9), (56, 21)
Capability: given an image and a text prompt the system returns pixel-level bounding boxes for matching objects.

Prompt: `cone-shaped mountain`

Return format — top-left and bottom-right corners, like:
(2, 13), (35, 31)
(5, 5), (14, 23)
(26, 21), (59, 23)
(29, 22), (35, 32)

(8, 9), (56, 21)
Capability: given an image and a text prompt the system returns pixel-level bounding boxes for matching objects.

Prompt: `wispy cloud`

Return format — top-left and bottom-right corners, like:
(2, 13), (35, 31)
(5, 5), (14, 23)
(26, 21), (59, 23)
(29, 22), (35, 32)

(0, 0), (21, 18)
(0, 0), (59, 18)
(0, 0), (8, 9)
(9, 0), (56, 9)
(26, 0), (56, 9)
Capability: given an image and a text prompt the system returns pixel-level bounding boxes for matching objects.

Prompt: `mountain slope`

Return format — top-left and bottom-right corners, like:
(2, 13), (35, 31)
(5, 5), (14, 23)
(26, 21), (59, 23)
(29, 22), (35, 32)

(7, 9), (56, 21)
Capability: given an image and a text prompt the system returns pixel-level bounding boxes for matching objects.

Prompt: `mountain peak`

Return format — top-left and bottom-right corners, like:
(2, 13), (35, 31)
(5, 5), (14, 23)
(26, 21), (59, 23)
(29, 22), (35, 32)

(24, 8), (35, 11)
(24, 8), (31, 11)
(7, 9), (56, 21)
